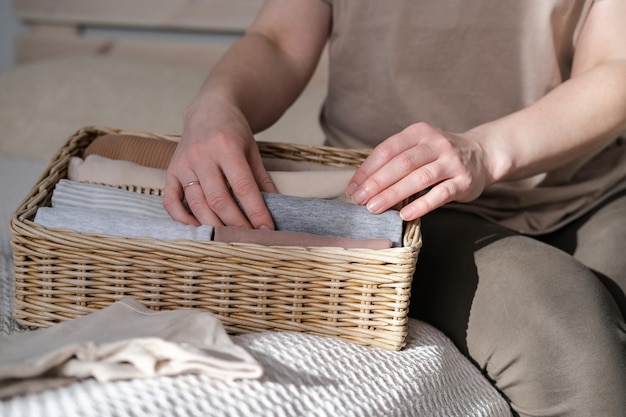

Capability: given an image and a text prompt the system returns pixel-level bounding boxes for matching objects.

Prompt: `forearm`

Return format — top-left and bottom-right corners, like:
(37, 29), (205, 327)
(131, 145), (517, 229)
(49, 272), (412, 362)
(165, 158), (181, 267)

(186, 32), (314, 133)
(473, 59), (626, 185)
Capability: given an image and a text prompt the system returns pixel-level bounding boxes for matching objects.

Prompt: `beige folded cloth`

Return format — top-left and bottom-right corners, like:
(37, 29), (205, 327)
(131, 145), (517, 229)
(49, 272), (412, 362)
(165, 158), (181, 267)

(0, 297), (262, 399)
(269, 169), (355, 201)
(68, 155), (356, 200)
(214, 226), (392, 249)
(69, 155), (167, 190)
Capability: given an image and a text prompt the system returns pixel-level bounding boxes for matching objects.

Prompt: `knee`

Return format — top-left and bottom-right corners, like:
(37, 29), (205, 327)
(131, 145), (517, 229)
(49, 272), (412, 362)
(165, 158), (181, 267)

(469, 235), (625, 368)
(474, 235), (608, 313)
(472, 235), (619, 334)
(468, 236), (626, 416)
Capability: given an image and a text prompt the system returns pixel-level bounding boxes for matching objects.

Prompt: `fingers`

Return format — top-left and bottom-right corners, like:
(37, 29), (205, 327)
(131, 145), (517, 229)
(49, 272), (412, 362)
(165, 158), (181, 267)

(345, 122), (485, 219)
(398, 179), (456, 221)
(363, 159), (448, 213)
(191, 175), (252, 228)
(354, 150), (436, 205)
(351, 160), (464, 221)
(346, 134), (418, 199)
(163, 144), (275, 230)
(249, 148), (278, 194)
(162, 175), (203, 226)
(219, 145), (275, 229)
(348, 131), (439, 211)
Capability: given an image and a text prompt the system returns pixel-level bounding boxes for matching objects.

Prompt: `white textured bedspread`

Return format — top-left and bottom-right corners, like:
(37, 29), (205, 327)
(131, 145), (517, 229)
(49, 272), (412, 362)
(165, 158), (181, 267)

(0, 155), (512, 417)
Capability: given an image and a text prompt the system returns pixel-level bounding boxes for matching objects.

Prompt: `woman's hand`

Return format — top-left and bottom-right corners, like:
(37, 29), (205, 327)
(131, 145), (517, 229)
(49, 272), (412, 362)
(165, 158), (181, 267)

(161, 0), (330, 228)
(346, 122), (493, 221)
(162, 100), (277, 229)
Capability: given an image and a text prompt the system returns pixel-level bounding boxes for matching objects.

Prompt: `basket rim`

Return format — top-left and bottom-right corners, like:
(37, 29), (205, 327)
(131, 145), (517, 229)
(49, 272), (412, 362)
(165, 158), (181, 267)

(10, 125), (422, 253)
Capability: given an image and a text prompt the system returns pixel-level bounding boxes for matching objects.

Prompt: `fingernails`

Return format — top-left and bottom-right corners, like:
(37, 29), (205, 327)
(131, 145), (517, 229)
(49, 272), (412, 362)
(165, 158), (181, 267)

(352, 189), (367, 205)
(346, 182), (358, 196)
(400, 206), (415, 221)
(366, 198), (382, 213)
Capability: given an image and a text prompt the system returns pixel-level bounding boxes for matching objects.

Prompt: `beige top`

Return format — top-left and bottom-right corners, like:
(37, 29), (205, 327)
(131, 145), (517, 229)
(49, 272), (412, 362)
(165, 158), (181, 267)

(318, 0), (626, 234)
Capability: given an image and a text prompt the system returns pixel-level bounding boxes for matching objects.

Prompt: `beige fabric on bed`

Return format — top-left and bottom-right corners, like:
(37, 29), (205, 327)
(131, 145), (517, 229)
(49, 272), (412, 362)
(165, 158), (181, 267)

(0, 297), (262, 399)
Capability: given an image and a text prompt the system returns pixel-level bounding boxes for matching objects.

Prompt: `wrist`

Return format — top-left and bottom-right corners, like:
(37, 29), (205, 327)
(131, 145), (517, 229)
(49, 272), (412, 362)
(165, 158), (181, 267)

(183, 86), (242, 128)
(466, 125), (514, 186)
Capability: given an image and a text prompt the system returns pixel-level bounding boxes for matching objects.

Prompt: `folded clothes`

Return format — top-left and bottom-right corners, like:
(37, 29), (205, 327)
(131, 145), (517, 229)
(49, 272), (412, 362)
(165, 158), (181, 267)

(34, 207), (214, 241)
(214, 226), (392, 250)
(259, 192), (404, 247)
(69, 155), (167, 190)
(83, 134), (178, 170)
(269, 169), (354, 201)
(0, 297), (262, 399)
(51, 179), (170, 220)
(82, 134), (358, 174)
(68, 155), (355, 200)
(49, 180), (404, 246)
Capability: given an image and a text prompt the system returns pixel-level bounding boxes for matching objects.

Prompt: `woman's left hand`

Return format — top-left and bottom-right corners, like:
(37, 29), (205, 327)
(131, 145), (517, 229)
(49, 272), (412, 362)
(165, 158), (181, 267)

(346, 122), (493, 221)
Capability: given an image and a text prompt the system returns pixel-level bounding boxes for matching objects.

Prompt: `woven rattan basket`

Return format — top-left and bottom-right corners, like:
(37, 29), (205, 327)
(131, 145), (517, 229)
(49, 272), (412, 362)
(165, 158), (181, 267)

(10, 126), (422, 350)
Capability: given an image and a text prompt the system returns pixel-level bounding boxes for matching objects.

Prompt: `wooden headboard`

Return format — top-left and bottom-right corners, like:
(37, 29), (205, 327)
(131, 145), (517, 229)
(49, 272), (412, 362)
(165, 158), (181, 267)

(14, 0), (258, 67)
(14, 0), (327, 86)
(10, 0), (328, 149)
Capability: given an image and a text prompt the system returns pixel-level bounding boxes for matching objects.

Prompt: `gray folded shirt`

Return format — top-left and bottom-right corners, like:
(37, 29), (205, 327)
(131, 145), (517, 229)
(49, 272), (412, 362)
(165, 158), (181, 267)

(45, 179), (404, 246)
(259, 192), (404, 247)
(35, 207), (214, 241)
(51, 179), (170, 220)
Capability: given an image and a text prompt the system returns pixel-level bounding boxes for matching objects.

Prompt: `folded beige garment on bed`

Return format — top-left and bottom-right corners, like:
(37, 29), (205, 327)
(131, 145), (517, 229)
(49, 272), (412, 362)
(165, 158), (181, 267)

(0, 298), (262, 399)
(69, 155), (356, 200)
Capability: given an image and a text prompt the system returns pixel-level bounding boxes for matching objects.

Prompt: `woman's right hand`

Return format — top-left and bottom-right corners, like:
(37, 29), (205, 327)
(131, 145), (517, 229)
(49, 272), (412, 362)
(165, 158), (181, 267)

(162, 99), (277, 229)
(162, 0), (331, 228)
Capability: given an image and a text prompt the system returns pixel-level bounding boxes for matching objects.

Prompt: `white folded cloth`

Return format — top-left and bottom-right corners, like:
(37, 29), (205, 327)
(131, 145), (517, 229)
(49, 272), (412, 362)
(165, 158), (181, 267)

(0, 297), (262, 398)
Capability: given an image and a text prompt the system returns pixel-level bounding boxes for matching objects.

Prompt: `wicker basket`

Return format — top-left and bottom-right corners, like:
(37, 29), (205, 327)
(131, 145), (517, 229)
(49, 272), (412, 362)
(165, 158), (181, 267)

(10, 126), (422, 350)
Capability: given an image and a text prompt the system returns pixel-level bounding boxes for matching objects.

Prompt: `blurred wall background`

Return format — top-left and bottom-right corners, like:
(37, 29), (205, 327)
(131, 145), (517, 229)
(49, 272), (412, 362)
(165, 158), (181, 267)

(0, 0), (19, 70)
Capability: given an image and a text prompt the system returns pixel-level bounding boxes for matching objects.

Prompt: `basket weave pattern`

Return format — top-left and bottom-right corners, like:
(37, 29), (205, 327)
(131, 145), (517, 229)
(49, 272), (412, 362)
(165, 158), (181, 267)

(10, 126), (421, 350)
